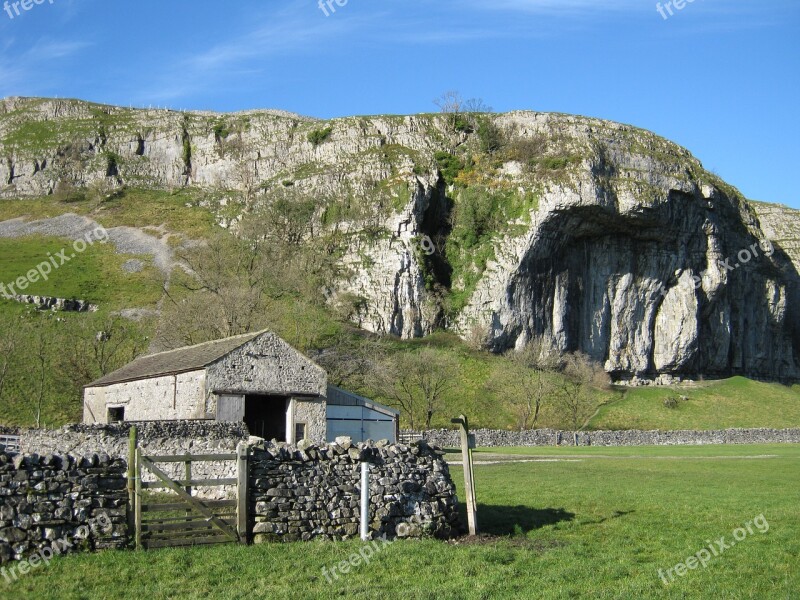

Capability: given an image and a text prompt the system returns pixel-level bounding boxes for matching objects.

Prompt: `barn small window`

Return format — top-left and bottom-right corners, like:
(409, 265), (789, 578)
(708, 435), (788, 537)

(108, 407), (125, 423)
(295, 422), (307, 442)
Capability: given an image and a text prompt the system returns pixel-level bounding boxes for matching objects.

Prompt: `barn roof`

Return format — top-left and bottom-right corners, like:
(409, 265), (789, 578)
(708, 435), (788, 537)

(326, 385), (400, 417)
(87, 331), (265, 388)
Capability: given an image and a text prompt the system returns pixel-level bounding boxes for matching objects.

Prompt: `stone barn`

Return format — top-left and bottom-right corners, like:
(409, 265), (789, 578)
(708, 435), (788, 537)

(83, 330), (328, 443)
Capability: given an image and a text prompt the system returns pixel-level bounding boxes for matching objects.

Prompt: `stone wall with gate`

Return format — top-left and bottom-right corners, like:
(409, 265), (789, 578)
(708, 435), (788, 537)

(19, 422), (249, 500)
(0, 435), (460, 564)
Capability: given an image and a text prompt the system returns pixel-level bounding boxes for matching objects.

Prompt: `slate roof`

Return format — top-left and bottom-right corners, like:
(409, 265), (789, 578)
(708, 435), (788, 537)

(87, 331), (266, 388)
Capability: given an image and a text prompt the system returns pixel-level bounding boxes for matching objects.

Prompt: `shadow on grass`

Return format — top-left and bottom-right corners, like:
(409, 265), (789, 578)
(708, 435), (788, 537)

(578, 509), (635, 526)
(460, 504), (576, 536)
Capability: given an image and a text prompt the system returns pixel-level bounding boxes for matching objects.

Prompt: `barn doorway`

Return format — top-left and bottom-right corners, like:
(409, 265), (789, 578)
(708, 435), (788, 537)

(244, 395), (288, 441)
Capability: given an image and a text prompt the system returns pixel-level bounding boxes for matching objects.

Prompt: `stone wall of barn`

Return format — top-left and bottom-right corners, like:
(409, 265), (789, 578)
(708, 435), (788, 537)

(83, 370), (207, 424)
(292, 398), (327, 443)
(248, 438), (459, 542)
(206, 332), (327, 398)
(0, 447), (128, 566)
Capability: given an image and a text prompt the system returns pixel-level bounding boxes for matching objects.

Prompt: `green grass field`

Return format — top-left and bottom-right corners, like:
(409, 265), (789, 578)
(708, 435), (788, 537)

(591, 377), (800, 431)
(0, 236), (163, 310)
(6, 444), (798, 599)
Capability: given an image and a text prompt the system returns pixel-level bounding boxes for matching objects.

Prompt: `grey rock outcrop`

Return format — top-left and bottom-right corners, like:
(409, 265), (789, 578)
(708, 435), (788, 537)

(11, 295), (98, 312)
(2, 97), (798, 380)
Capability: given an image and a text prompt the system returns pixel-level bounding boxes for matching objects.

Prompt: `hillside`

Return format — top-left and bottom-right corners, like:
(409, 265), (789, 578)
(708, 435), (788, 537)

(0, 97), (799, 428)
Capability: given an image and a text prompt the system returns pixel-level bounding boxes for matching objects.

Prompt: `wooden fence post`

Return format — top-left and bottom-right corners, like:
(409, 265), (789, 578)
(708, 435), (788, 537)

(135, 446), (143, 550)
(185, 458), (192, 520)
(127, 426), (137, 546)
(452, 414), (478, 536)
(236, 442), (249, 544)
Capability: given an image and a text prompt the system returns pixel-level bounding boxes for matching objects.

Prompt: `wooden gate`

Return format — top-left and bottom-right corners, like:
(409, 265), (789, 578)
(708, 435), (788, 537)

(129, 428), (249, 550)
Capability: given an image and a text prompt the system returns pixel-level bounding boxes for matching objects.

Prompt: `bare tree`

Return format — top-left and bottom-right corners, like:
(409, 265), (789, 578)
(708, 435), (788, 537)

(487, 337), (561, 430)
(0, 316), (19, 402)
(33, 321), (49, 429)
(376, 349), (458, 430)
(435, 91), (492, 114)
(434, 91), (493, 130)
(157, 232), (271, 349)
(433, 90), (465, 115)
(314, 335), (386, 392)
(554, 352), (604, 431)
(63, 315), (150, 387)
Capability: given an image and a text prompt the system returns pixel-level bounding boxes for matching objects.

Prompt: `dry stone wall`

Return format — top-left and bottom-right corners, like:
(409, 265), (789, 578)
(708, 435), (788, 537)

(410, 428), (800, 448)
(248, 437), (459, 543)
(0, 446), (127, 565)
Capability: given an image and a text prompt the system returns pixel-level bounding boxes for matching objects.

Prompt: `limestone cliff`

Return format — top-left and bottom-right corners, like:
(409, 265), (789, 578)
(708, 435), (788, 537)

(1, 97), (798, 381)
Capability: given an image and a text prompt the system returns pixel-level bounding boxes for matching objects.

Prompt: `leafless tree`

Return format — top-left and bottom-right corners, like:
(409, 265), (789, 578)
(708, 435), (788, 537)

(486, 337), (561, 430)
(157, 232), (271, 349)
(377, 348), (457, 430)
(33, 321), (49, 429)
(553, 352), (606, 431)
(0, 316), (20, 402)
(63, 315), (150, 387)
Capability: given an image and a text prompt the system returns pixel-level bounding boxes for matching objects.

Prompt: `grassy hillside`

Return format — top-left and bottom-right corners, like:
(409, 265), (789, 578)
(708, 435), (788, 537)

(0, 186), (797, 431)
(9, 444), (799, 598)
(591, 377), (800, 431)
(0, 237), (163, 308)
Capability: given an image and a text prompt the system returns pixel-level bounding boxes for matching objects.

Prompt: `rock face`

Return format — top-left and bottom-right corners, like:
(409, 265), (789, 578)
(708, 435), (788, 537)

(1, 97), (799, 380)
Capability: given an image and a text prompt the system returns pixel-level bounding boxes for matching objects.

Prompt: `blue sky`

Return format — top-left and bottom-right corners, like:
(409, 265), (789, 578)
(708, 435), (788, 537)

(0, 0), (798, 208)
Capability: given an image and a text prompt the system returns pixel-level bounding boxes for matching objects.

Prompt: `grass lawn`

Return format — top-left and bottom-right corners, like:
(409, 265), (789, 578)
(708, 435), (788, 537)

(590, 376), (800, 431)
(6, 444), (798, 599)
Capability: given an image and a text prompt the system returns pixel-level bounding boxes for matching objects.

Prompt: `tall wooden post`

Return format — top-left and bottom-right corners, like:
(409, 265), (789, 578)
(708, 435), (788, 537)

(452, 414), (478, 536)
(236, 442), (249, 544)
(184, 459), (192, 520)
(127, 426), (137, 546)
(134, 446), (143, 550)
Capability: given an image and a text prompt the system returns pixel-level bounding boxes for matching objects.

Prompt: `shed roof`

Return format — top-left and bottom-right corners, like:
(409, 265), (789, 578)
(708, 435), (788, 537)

(87, 331), (265, 388)
(326, 386), (400, 418)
